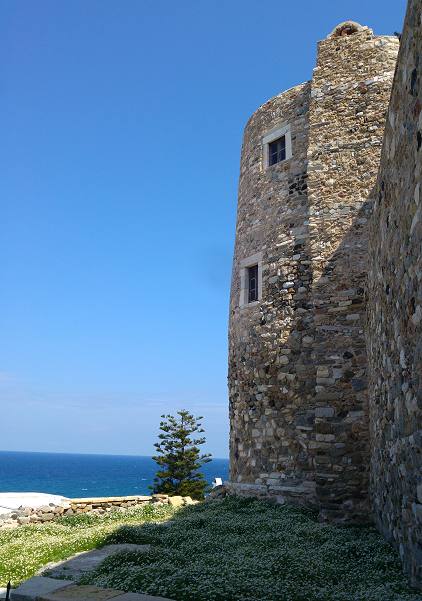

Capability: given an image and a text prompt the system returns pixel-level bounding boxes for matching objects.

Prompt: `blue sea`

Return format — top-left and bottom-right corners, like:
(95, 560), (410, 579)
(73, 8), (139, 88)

(0, 451), (229, 498)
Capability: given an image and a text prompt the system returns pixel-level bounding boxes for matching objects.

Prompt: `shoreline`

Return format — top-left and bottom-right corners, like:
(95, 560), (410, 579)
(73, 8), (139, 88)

(0, 492), (70, 516)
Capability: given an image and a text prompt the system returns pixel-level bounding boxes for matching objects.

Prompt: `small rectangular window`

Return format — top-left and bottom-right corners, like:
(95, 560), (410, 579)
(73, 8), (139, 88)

(247, 265), (258, 303)
(268, 136), (286, 166)
(239, 253), (262, 308)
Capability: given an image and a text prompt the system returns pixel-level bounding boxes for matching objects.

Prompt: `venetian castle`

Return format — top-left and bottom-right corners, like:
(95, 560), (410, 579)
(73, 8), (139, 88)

(228, 0), (422, 587)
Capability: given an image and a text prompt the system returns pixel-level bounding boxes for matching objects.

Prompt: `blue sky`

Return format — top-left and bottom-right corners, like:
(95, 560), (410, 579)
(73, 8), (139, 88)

(0, 0), (406, 458)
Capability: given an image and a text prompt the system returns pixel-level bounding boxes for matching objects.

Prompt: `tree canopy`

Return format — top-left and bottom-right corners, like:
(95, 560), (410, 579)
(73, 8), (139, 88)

(152, 410), (212, 500)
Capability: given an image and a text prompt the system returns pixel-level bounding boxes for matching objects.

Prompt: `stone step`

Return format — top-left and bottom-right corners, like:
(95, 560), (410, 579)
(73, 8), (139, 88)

(38, 544), (151, 581)
(11, 578), (174, 601)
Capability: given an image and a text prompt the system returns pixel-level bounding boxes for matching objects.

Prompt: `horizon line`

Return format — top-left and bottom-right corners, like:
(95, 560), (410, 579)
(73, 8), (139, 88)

(0, 449), (229, 460)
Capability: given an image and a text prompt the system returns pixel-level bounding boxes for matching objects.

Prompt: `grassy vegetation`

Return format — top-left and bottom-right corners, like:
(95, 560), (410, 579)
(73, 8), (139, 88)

(81, 498), (422, 601)
(1, 497), (421, 601)
(0, 504), (174, 588)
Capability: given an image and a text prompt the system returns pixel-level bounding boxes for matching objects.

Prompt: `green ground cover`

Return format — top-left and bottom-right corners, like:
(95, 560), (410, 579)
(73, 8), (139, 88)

(81, 498), (422, 601)
(1, 497), (421, 601)
(0, 504), (174, 588)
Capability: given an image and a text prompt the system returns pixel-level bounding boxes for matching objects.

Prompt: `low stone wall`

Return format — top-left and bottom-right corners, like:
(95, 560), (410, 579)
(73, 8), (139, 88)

(69, 495), (163, 514)
(0, 494), (197, 528)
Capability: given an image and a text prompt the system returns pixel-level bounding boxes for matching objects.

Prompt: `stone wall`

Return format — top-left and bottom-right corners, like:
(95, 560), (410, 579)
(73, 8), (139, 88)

(0, 494), (196, 528)
(229, 81), (313, 505)
(367, 0), (422, 587)
(228, 23), (399, 521)
(305, 24), (398, 521)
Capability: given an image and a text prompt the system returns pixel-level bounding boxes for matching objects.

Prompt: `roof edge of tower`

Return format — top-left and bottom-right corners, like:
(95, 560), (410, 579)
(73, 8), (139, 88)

(327, 21), (365, 38)
(243, 81), (311, 132)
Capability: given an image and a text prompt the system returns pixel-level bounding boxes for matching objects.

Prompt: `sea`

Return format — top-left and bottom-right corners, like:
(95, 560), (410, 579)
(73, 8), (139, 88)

(0, 451), (229, 498)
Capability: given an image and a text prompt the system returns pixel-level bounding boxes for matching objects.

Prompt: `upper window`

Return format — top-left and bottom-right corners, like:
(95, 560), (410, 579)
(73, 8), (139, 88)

(268, 136), (286, 166)
(247, 265), (259, 303)
(263, 123), (292, 169)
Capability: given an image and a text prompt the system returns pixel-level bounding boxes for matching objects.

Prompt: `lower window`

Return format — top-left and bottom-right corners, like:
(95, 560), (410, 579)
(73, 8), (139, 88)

(247, 265), (259, 303)
(239, 252), (262, 307)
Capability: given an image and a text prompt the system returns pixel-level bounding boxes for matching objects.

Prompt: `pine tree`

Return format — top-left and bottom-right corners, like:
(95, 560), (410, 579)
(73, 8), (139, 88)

(152, 410), (212, 500)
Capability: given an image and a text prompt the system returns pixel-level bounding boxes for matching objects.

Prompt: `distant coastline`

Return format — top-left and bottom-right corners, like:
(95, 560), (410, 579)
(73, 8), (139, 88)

(0, 450), (229, 498)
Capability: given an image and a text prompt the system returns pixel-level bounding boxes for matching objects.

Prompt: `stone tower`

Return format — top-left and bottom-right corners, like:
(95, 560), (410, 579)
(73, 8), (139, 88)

(228, 22), (399, 521)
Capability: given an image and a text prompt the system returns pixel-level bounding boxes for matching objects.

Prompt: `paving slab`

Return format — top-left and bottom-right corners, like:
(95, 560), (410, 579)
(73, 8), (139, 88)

(0, 588), (8, 600)
(39, 585), (123, 601)
(40, 545), (151, 581)
(12, 578), (174, 601)
(11, 577), (71, 601)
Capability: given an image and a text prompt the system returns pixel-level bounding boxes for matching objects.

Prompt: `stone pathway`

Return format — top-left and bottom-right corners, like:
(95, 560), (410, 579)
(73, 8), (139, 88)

(38, 545), (151, 582)
(11, 577), (173, 601)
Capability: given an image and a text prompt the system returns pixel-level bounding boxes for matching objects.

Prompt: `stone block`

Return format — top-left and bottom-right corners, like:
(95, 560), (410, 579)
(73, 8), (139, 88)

(412, 503), (422, 522)
(316, 434), (335, 442)
(316, 367), (329, 377)
(168, 496), (184, 507)
(11, 577), (71, 601)
(41, 513), (55, 522)
(17, 517), (31, 525)
(315, 407), (335, 418)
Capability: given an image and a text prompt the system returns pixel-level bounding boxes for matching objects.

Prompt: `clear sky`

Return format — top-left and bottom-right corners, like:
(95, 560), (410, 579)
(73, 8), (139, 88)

(1, 0), (406, 458)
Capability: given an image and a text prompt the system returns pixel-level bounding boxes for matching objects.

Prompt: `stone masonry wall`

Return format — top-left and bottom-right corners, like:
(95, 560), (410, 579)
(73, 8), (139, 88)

(229, 82), (313, 505)
(368, 0), (422, 587)
(305, 25), (399, 521)
(228, 23), (399, 521)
